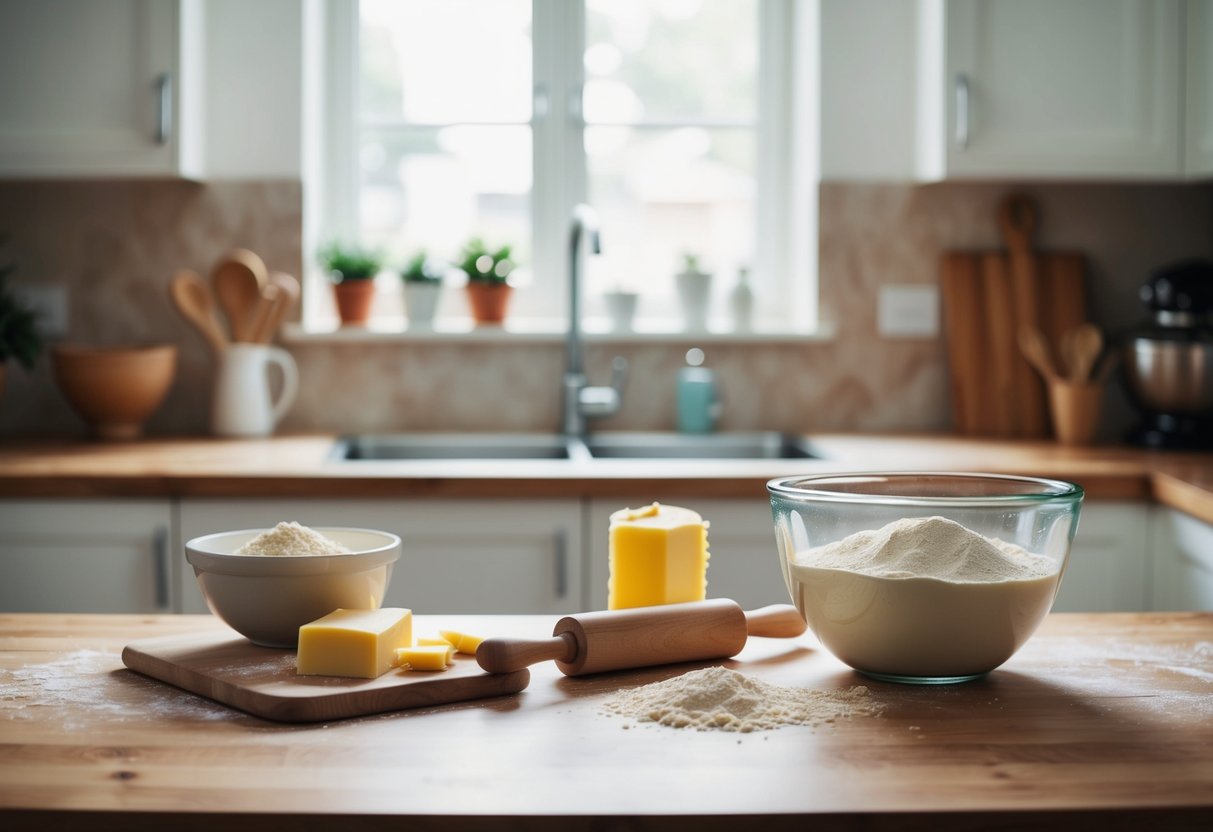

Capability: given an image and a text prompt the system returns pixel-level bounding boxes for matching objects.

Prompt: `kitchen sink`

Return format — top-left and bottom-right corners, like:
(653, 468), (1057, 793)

(331, 433), (575, 461)
(582, 431), (819, 460)
(330, 431), (820, 462)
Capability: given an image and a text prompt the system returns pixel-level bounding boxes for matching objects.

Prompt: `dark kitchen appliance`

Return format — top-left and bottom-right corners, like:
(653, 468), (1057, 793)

(1122, 259), (1213, 449)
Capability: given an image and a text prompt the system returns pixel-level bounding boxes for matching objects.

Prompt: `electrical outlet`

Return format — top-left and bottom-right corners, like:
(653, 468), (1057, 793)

(12, 284), (69, 338)
(877, 284), (939, 338)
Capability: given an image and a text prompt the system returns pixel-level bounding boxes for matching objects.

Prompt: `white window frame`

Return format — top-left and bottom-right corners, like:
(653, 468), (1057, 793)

(305, 0), (818, 334)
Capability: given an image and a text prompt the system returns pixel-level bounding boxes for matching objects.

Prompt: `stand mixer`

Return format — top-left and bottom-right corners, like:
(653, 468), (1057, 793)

(1122, 259), (1213, 449)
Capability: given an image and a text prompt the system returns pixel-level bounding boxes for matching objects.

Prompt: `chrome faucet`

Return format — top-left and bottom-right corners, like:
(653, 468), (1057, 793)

(563, 204), (626, 439)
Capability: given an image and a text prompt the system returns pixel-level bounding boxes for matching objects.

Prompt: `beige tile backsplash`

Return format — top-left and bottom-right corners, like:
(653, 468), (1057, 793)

(1, 179), (1210, 439)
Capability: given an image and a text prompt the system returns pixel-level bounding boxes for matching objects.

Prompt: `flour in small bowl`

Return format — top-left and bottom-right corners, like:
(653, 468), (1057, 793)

(603, 666), (880, 733)
(235, 521), (351, 556)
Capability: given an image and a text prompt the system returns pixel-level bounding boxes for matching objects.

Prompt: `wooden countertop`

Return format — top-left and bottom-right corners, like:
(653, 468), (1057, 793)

(1, 612), (1211, 831)
(1, 433), (1211, 522)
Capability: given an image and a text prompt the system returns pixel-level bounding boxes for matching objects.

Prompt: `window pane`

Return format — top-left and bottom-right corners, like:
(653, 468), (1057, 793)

(584, 0), (758, 123)
(360, 125), (532, 271)
(360, 0), (532, 124)
(585, 126), (754, 310)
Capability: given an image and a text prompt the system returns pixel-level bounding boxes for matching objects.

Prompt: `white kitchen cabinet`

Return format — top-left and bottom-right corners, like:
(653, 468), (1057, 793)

(916, 0), (1183, 180)
(0, 499), (173, 613)
(0, 0), (202, 178)
(177, 499), (586, 616)
(1187, 0), (1213, 176)
(1150, 509), (1213, 611)
(587, 498), (787, 612)
(1052, 501), (1152, 612)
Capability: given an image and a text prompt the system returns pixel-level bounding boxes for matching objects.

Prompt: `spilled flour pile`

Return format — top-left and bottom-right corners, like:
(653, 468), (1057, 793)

(603, 667), (881, 733)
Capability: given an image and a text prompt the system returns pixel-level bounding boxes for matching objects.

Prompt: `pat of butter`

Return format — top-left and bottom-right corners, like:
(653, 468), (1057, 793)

(296, 607), (413, 679)
(394, 645), (454, 671)
(608, 502), (709, 610)
(439, 630), (484, 655)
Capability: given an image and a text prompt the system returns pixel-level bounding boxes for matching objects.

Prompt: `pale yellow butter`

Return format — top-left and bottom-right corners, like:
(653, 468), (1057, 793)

(296, 607), (413, 679)
(394, 645), (455, 671)
(439, 630), (484, 655)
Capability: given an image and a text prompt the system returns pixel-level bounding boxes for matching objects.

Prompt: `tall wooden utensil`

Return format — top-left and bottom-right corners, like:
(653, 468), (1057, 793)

(212, 249), (267, 342)
(998, 195), (1049, 437)
(169, 270), (227, 356)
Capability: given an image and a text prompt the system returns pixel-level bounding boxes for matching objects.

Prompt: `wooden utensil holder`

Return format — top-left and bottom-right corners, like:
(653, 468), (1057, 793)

(1048, 380), (1103, 446)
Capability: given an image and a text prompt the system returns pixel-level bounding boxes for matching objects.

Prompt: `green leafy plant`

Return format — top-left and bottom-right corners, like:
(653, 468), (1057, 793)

(318, 242), (383, 283)
(0, 265), (42, 370)
(400, 252), (445, 285)
(680, 252), (705, 274)
(457, 238), (514, 285)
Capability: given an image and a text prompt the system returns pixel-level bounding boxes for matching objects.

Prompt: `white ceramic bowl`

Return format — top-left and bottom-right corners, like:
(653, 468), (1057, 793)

(185, 527), (401, 648)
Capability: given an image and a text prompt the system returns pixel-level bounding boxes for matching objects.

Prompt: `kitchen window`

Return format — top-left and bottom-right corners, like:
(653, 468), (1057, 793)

(308, 0), (817, 334)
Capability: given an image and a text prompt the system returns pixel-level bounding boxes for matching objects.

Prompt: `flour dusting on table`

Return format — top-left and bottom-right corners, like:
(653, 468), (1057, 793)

(603, 666), (881, 732)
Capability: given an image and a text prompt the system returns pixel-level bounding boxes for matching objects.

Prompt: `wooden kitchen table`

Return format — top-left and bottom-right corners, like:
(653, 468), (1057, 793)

(1, 612), (1211, 831)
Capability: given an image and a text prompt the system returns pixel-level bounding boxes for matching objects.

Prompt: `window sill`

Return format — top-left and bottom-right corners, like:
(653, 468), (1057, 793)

(282, 319), (836, 345)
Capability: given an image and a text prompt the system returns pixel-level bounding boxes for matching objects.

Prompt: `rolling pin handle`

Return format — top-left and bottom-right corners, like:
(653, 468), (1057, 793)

(476, 632), (579, 674)
(743, 604), (807, 639)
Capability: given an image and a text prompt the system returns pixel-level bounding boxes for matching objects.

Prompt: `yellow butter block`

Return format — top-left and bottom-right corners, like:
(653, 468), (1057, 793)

(608, 502), (709, 610)
(296, 608), (413, 679)
(394, 645), (454, 671)
(439, 630), (484, 655)
(418, 636), (453, 647)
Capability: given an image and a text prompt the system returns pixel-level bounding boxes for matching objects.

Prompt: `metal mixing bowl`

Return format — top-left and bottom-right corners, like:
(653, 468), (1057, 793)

(1122, 336), (1213, 415)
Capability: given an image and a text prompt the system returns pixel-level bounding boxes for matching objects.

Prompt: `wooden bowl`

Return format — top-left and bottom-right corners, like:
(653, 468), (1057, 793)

(52, 344), (177, 440)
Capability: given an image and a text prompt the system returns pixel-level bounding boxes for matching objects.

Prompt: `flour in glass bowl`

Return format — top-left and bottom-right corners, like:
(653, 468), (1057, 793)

(235, 521), (351, 556)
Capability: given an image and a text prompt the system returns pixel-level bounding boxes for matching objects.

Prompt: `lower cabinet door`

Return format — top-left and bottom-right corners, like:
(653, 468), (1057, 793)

(1052, 502), (1150, 613)
(178, 498), (585, 615)
(0, 499), (173, 613)
(1151, 509), (1213, 612)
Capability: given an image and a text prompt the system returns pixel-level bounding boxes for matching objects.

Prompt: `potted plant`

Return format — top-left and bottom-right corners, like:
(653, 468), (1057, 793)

(675, 252), (712, 331)
(318, 242), (383, 326)
(458, 238), (514, 325)
(0, 263), (42, 403)
(400, 252), (445, 330)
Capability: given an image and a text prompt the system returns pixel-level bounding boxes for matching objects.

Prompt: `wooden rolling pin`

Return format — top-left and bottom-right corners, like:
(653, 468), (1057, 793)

(476, 598), (806, 677)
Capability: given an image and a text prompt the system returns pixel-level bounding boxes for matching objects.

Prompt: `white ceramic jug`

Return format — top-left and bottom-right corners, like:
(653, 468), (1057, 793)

(211, 344), (299, 437)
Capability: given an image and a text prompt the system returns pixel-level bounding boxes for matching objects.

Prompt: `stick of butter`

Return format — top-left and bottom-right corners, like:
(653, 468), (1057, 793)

(394, 645), (455, 671)
(607, 502), (709, 610)
(296, 607), (413, 679)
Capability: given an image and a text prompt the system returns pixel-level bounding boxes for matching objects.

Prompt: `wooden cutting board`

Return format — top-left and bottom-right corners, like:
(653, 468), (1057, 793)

(122, 631), (530, 723)
(940, 194), (1087, 437)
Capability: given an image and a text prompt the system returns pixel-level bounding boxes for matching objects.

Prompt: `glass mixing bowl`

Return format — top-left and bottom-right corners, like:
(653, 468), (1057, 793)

(767, 473), (1083, 684)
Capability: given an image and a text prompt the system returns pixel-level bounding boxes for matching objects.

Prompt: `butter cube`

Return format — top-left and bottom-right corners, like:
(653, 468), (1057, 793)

(608, 502), (709, 610)
(439, 630), (484, 655)
(394, 645), (455, 671)
(296, 608), (413, 679)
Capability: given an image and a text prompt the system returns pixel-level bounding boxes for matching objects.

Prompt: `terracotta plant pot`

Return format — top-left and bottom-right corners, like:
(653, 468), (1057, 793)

(465, 282), (512, 325)
(332, 280), (376, 326)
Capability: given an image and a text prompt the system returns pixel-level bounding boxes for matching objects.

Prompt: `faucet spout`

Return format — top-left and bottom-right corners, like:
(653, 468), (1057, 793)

(564, 204), (625, 439)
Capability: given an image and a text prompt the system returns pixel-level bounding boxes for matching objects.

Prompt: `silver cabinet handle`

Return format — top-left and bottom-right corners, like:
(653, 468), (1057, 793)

(152, 525), (170, 611)
(554, 529), (569, 599)
(954, 73), (970, 150)
(155, 73), (172, 145)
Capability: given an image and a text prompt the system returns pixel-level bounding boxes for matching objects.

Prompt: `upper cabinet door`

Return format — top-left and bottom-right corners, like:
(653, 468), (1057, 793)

(920, 0), (1183, 180)
(1187, 0), (1213, 176)
(0, 0), (196, 178)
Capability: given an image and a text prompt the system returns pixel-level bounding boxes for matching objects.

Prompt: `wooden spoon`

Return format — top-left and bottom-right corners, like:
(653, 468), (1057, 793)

(1017, 325), (1061, 384)
(249, 271), (300, 343)
(212, 249), (267, 342)
(1068, 323), (1103, 383)
(169, 270), (227, 356)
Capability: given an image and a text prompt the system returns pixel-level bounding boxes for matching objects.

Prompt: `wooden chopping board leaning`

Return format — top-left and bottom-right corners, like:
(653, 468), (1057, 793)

(940, 194), (1088, 437)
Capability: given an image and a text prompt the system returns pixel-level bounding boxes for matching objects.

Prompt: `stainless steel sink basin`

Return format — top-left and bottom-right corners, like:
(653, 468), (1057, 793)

(331, 431), (820, 461)
(332, 433), (575, 461)
(583, 431), (819, 460)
